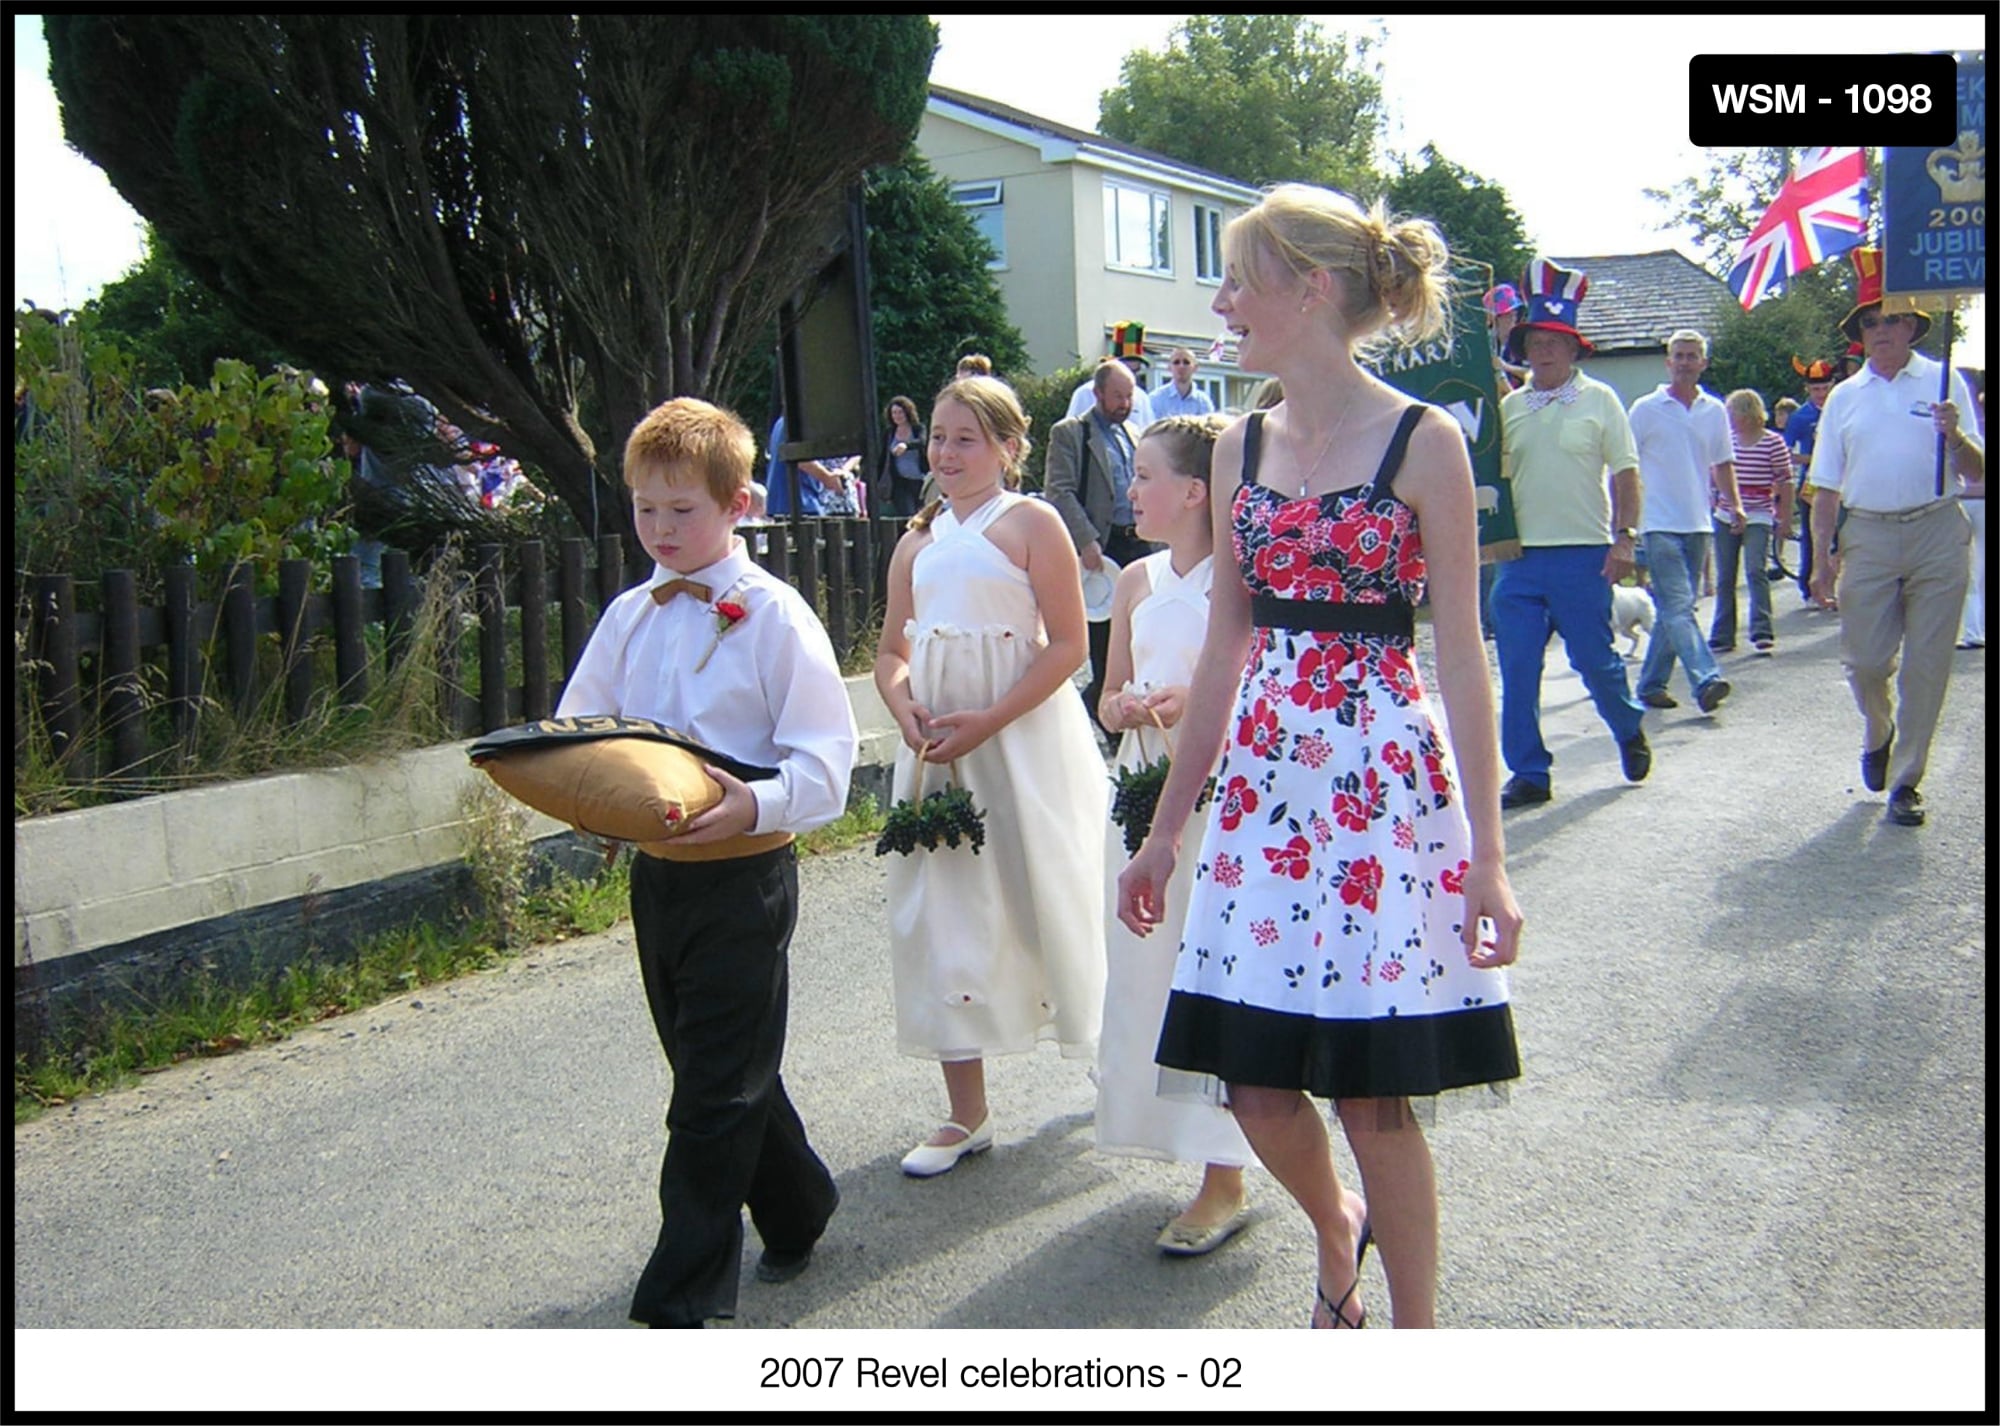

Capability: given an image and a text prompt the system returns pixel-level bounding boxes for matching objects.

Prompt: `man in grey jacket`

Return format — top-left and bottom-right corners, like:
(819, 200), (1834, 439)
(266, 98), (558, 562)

(1044, 357), (1154, 724)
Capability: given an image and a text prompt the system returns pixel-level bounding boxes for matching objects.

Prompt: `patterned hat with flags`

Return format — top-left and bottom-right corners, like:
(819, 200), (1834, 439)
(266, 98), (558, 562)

(1792, 355), (1839, 382)
(1504, 258), (1595, 362)
(1840, 246), (1932, 343)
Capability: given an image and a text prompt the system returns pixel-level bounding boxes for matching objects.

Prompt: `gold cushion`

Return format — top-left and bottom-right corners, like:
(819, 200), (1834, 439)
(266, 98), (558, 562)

(469, 716), (781, 851)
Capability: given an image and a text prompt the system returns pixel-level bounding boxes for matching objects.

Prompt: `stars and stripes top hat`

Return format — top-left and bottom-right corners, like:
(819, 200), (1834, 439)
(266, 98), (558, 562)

(1504, 258), (1594, 362)
(1839, 246), (1931, 343)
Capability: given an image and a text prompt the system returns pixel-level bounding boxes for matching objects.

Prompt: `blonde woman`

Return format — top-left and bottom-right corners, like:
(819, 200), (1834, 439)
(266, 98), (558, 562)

(1118, 185), (1522, 1329)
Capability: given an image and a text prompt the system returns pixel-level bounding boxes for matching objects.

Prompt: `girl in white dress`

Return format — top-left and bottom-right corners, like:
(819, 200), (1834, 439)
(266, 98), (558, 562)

(1094, 415), (1256, 1255)
(875, 376), (1109, 1177)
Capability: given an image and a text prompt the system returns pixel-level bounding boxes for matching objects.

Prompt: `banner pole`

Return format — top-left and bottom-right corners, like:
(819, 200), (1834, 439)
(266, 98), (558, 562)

(1936, 300), (1957, 498)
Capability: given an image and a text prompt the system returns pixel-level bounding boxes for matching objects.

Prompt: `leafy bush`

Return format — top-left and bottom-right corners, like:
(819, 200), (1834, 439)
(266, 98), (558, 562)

(1011, 362), (1094, 492)
(14, 310), (356, 602)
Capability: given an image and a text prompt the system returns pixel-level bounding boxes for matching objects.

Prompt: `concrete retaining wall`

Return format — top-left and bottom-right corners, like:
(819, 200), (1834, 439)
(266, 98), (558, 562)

(14, 675), (902, 1028)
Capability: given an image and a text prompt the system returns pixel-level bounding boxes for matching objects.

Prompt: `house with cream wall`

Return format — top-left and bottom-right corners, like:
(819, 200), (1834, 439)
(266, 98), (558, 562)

(920, 85), (1266, 411)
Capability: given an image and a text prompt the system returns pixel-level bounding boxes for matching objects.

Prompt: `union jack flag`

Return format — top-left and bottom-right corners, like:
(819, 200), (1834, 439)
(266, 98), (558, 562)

(1727, 147), (1870, 311)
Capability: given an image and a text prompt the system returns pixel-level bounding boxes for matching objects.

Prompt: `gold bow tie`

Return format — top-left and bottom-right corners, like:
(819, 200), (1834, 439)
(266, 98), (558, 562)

(650, 577), (714, 606)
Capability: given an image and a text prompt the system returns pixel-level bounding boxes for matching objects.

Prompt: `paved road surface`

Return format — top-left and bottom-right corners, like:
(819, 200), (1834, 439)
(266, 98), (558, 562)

(15, 598), (1986, 1336)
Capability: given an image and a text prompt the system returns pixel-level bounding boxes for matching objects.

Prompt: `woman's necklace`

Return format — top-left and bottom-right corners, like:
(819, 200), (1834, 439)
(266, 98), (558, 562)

(1288, 387), (1359, 498)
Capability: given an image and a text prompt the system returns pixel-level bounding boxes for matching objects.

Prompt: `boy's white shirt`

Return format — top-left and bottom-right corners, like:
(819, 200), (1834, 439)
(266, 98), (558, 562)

(555, 537), (858, 835)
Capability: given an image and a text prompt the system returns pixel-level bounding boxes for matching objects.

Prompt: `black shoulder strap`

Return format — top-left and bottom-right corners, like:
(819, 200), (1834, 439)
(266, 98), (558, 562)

(1243, 410), (1266, 486)
(1367, 404), (1428, 501)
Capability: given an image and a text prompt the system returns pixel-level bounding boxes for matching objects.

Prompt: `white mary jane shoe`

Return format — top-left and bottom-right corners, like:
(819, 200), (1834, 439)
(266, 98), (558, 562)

(899, 1118), (994, 1178)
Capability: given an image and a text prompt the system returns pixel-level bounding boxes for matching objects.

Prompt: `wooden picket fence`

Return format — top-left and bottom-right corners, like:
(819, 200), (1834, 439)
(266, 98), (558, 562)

(16, 515), (903, 788)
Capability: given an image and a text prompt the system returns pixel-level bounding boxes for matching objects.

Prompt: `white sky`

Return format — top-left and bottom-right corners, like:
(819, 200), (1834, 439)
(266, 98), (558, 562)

(15, 11), (1988, 364)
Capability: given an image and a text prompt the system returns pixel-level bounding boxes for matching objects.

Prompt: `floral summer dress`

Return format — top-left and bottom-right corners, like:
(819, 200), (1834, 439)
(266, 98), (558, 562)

(1156, 408), (1520, 1102)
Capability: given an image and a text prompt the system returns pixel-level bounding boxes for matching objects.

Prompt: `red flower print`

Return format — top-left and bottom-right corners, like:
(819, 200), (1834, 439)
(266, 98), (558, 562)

(1289, 643), (1351, 713)
(1395, 541), (1427, 591)
(1251, 917), (1281, 947)
(1379, 646), (1422, 705)
(1332, 510), (1396, 574)
(1297, 564), (1347, 600)
(1381, 958), (1404, 983)
(1424, 752), (1452, 803)
(1330, 767), (1384, 833)
(1393, 817), (1416, 851)
(1382, 740), (1415, 781)
(1237, 698), (1283, 758)
(1337, 856), (1384, 914)
(1439, 859), (1468, 896)
(1213, 852), (1244, 889)
(1308, 810), (1335, 847)
(1263, 834), (1313, 880)
(1269, 501), (1318, 538)
(1218, 776), (1260, 831)
(1292, 731), (1332, 770)
(1254, 536), (1312, 594)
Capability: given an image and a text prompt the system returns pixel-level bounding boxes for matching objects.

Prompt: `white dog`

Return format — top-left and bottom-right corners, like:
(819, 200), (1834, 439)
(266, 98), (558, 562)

(1611, 584), (1656, 659)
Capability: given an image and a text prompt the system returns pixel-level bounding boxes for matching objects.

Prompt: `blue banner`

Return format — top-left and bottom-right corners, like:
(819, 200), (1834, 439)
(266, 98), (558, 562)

(1882, 55), (1985, 302)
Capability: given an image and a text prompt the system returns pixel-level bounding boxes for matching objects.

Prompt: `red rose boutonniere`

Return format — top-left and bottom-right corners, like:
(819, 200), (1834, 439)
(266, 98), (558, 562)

(694, 594), (750, 672)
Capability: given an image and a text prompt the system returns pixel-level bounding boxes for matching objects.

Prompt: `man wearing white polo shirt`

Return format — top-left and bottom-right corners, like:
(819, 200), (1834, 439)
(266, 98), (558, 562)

(1808, 249), (1984, 827)
(1628, 330), (1743, 713)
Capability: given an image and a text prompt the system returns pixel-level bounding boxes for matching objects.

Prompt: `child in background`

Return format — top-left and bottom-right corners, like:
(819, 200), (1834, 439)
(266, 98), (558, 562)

(874, 376), (1108, 1177)
(556, 398), (857, 1326)
(1094, 415), (1255, 1255)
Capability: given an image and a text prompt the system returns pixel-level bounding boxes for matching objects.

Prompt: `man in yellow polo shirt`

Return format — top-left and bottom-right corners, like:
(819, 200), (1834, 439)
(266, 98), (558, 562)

(1491, 259), (1652, 808)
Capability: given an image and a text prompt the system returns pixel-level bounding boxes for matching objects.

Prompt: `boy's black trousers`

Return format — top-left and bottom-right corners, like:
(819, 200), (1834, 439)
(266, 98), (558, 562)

(625, 845), (839, 1326)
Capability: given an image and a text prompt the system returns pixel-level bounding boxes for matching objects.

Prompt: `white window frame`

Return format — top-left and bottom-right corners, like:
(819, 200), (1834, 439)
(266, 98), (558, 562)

(1104, 179), (1172, 276)
(1193, 203), (1224, 284)
(1193, 374), (1226, 409)
(950, 180), (1007, 269)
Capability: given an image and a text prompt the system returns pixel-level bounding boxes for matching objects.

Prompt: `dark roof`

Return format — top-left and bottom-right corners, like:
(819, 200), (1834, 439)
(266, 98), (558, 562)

(929, 84), (1258, 195)
(1549, 251), (1734, 354)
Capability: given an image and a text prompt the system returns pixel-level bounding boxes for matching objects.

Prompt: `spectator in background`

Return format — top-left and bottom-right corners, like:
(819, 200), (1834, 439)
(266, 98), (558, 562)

(1150, 347), (1216, 420)
(1067, 357), (1156, 431)
(955, 353), (993, 380)
(1046, 358), (1155, 722)
(870, 395), (929, 519)
(764, 413), (847, 518)
(1711, 389), (1794, 656)
(1958, 367), (1986, 650)
(1786, 357), (1838, 603)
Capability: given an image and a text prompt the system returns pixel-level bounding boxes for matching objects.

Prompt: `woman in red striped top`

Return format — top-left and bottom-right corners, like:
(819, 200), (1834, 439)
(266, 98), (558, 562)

(1712, 389), (1795, 654)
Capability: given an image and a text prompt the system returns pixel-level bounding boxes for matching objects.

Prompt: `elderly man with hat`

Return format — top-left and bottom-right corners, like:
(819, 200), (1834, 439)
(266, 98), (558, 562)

(1807, 248), (1983, 828)
(1786, 355), (1839, 601)
(1489, 259), (1651, 809)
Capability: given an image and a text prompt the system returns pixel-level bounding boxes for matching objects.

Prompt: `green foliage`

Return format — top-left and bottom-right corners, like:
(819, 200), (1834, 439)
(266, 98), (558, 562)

(144, 361), (354, 592)
(1386, 146), (1532, 290)
(1012, 362), (1096, 492)
(799, 794), (888, 857)
(46, 15), (940, 542)
(864, 152), (1028, 414)
(1097, 15), (1386, 195)
(13, 310), (182, 590)
(14, 310), (354, 600)
(84, 225), (299, 388)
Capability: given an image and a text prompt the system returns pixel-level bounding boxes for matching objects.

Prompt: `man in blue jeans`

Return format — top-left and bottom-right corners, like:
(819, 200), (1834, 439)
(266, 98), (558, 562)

(1491, 259), (1652, 808)
(1628, 330), (1742, 712)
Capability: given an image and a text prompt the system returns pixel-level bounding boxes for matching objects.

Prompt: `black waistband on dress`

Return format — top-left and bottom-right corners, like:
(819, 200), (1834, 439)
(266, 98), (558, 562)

(1250, 594), (1414, 638)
